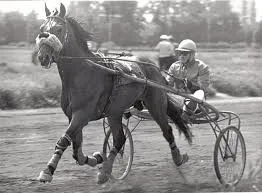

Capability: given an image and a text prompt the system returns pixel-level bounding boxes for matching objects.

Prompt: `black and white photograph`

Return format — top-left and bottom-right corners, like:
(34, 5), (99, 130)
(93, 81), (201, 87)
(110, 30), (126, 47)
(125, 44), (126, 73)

(0, 0), (261, 192)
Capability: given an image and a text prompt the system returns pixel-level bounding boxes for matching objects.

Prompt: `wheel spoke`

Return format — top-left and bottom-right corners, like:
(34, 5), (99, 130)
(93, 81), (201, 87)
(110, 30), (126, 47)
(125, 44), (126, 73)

(103, 123), (134, 180)
(214, 126), (246, 186)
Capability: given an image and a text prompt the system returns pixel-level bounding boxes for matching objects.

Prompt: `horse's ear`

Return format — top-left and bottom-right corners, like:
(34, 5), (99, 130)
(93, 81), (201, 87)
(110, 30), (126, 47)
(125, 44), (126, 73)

(59, 3), (66, 18)
(45, 3), (51, 17)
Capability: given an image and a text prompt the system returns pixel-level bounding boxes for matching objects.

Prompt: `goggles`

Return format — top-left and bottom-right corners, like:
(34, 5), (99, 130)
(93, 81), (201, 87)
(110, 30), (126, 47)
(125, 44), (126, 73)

(178, 51), (191, 56)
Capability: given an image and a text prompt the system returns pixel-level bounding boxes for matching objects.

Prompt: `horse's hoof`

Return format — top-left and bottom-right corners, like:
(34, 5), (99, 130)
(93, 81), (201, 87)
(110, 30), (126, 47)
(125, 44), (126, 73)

(171, 147), (189, 166)
(175, 153), (189, 166)
(97, 170), (109, 184)
(37, 170), (53, 183)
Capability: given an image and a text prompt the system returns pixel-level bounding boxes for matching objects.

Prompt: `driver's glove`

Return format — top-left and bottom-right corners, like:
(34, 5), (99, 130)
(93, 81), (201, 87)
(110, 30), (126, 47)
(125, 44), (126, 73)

(183, 78), (192, 89)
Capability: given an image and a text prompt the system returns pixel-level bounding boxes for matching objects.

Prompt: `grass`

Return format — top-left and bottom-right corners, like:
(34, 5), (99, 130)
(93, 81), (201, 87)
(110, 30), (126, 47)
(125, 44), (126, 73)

(0, 65), (61, 109)
(198, 51), (262, 96)
(0, 47), (61, 109)
(0, 47), (262, 109)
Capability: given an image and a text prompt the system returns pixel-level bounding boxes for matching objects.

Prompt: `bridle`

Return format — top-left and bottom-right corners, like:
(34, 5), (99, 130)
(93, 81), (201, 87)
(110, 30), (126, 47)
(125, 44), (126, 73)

(44, 15), (69, 49)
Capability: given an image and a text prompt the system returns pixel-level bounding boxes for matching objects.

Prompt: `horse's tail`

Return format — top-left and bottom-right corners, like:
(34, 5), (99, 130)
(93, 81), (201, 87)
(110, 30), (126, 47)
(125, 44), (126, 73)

(167, 96), (193, 144)
(137, 55), (193, 143)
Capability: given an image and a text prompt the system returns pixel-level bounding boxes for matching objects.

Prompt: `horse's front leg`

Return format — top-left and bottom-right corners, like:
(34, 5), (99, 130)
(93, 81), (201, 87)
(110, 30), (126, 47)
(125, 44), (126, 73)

(97, 115), (126, 184)
(37, 112), (103, 183)
(37, 133), (72, 183)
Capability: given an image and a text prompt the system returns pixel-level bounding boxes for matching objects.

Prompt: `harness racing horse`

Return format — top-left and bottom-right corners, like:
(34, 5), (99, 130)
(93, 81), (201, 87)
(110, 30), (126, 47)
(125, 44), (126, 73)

(36, 3), (192, 184)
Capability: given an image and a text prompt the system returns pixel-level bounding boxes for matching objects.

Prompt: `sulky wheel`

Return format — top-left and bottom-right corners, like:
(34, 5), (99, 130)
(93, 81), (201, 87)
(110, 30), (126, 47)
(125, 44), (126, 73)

(102, 119), (134, 180)
(214, 125), (246, 186)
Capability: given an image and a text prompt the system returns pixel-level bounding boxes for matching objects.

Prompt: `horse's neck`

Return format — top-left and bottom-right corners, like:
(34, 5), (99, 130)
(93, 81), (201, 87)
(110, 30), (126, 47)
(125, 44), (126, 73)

(62, 37), (94, 58)
(57, 40), (107, 87)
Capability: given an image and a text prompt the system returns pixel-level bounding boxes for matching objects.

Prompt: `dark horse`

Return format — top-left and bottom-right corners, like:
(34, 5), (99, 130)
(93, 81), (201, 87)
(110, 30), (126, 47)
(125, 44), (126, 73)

(36, 3), (192, 183)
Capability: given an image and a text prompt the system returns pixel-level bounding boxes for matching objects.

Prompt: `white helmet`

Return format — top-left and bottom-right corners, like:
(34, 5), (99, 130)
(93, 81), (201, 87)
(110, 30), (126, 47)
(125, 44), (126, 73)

(176, 39), (196, 52)
(160, 34), (169, 40)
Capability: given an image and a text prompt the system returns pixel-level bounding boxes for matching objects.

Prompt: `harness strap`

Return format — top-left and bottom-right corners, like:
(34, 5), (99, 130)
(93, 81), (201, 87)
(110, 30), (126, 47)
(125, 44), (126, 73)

(91, 51), (115, 117)
(100, 76), (115, 117)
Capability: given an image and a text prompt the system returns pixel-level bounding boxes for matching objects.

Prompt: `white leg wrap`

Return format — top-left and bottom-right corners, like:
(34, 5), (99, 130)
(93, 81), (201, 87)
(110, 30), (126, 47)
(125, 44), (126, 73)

(85, 152), (104, 167)
(64, 134), (72, 144)
(93, 151), (104, 164)
(170, 142), (177, 149)
(47, 149), (63, 169)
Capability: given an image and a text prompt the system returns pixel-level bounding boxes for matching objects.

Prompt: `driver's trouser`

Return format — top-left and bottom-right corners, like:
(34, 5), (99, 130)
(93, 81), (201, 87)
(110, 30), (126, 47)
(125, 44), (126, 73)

(183, 89), (205, 114)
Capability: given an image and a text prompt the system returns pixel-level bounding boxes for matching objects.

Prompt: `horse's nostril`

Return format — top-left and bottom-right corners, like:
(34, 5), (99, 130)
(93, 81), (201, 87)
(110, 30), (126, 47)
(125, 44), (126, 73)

(39, 32), (49, 39)
(38, 55), (43, 61)
(45, 55), (49, 62)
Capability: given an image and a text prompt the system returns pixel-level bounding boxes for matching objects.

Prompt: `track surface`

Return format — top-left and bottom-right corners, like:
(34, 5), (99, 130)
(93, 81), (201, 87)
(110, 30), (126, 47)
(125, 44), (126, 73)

(0, 97), (262, 192)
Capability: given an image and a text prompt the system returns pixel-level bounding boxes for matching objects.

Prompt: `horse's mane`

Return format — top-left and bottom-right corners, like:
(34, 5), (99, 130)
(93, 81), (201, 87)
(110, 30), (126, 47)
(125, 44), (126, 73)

(66, 17), (93, 52)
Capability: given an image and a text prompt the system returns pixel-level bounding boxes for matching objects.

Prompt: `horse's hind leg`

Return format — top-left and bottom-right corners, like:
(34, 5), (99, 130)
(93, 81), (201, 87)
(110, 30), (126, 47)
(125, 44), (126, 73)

(71, 130), (103, 167)
(97, 115), (126, 184)
(143, 91), (188, 166)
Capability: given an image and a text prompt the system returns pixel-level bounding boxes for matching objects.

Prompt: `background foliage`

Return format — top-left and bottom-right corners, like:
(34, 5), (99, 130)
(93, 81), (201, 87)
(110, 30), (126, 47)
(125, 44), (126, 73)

(0, 0), (261, 47)
(0, 0), (262, 110)
(0, 47), (261, 110)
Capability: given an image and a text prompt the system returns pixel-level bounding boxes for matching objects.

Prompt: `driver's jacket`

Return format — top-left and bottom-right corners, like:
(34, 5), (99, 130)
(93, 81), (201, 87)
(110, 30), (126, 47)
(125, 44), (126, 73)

(166, 59), (210, 93)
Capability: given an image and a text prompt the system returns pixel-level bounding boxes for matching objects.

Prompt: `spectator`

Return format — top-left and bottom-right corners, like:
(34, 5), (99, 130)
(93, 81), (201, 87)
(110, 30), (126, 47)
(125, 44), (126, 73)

(155, 35), (176, 71)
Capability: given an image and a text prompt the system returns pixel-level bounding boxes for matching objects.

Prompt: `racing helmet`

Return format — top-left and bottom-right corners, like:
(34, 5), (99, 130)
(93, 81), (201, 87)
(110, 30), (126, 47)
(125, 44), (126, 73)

(176, 39), (196, 52)
(160, 34), (169, 40)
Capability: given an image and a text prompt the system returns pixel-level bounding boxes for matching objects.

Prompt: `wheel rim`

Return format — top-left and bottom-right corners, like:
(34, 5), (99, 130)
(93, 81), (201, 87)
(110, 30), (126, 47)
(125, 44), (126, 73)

(214, 126), (246, 186)
(103, 120), (134, 180)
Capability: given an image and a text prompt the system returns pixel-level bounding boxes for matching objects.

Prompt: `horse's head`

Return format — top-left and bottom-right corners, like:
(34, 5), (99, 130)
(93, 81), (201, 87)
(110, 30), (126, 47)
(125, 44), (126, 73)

(36, 3), (68, 68)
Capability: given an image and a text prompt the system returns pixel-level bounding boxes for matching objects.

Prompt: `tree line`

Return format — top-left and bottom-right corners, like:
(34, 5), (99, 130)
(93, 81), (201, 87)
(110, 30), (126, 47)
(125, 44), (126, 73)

(0, 0), (262, 47)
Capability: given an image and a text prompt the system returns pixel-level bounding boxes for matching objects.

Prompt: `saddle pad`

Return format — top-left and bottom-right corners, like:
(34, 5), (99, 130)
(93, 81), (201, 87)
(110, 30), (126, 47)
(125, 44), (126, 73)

(115, 56), (145, 78)
(113, 56), (145, 86)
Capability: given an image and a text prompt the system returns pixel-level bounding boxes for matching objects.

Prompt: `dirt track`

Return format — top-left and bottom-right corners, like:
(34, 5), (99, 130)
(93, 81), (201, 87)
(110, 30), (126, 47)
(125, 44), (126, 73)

(0, 97), (262, 193)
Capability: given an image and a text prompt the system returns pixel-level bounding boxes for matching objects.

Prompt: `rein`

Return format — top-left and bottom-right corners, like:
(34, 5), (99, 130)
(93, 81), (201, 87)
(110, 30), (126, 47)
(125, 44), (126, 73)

(44, 16), (191, 94)
(60, 56), (159, 68)
(59, 56), (189, 88)
(82, 58), (204, 103)
(60, 56), (188, 85)
(45, 16), (158, 71)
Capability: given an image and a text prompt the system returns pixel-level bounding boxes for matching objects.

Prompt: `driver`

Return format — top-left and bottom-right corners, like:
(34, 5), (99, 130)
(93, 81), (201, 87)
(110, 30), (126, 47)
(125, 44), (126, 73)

(166, 39), (210, 122)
